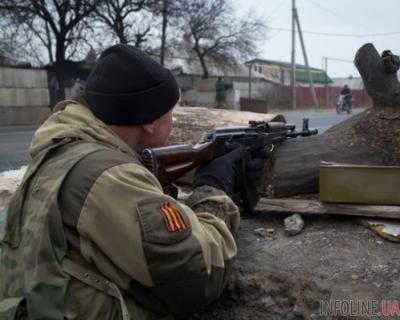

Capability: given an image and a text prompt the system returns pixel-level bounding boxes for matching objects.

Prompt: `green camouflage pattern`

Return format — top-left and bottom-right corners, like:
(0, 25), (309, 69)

(0, 101), (240, 319)
(0, 140), (107, 319)
(185, 185), (240, 234)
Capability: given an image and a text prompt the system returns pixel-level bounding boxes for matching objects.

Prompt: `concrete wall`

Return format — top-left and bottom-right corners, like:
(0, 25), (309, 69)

(0, 88), (49, 107)
(182, 89), (215, 106)
(181, 88), (240, 109)
(236, 81), (291, 109)
(233, 81), (268, 100)
(240, 98), (269, 114)
(0, 67), (50, 126)
(0, 106), (51, 126)
(0, 67), (47, 88)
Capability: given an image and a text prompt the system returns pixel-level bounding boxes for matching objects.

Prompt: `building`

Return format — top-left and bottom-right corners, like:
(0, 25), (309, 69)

(246, 58), (334, 107)
(246, 58), (372, 108)
(246, 58), (332, 87)
(166, 56), (276, 113)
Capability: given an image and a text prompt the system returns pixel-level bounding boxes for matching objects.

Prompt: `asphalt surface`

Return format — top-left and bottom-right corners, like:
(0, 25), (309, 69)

(279, 107), (364, 133)
(0, 125), (37, 172)
(0, 108), (364, 173)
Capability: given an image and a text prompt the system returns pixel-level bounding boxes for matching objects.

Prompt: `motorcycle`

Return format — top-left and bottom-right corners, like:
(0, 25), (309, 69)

(336, 94), (352, 114)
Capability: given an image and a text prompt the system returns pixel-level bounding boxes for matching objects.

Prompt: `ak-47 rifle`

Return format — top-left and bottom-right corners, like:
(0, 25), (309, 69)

(141, 119), (318, 213)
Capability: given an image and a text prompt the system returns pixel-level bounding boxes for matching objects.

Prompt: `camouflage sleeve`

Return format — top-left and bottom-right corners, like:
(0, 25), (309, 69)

(74, 162), (239, 316)
(185, 185), (240, 234)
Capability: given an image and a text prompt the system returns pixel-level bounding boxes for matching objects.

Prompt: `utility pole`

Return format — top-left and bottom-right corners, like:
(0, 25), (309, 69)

(294, 8), (319, 108)
(323, 57), (329, 108)
(291, 0), (296, 110)
(321, 57), (353, 108)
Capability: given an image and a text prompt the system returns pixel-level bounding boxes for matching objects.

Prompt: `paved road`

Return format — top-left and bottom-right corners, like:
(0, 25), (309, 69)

(0, 125), (37, 172)
(279, 108), (364, 134)
(0, 108), (364, 173)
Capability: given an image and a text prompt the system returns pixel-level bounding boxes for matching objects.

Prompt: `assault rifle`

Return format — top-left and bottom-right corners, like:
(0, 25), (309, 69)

(141, 119), (318, 213)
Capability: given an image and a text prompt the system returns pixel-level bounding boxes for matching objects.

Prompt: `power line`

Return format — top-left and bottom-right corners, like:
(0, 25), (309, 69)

(269, 27), (400, 38)
(302, 0), (346, 21)
(324, 57), (353, 64)
(268, 29), (284, 40)
(301, 0), (375, 35)
(321, 56), (355, 71)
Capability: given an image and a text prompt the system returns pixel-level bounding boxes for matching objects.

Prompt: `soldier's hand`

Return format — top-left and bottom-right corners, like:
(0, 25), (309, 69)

(245, 156), (266, 192)
(193, 147), (245, 197)
(236, 149), (268, 212)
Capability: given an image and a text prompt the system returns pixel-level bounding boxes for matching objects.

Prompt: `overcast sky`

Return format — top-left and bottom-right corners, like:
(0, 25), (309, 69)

(233, 0), (400, 78)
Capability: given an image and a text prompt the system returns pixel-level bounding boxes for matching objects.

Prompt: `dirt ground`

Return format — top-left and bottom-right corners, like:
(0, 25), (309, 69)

(3, 170), (399, 319)
(1, 107), (400, 319)
(170, 107), (399, 319)
(1, 182), (397, 319)
(190, 212), (400, 320)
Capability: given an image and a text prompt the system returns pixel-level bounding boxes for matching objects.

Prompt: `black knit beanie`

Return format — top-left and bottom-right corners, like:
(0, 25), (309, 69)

(83, 44), (179, 125)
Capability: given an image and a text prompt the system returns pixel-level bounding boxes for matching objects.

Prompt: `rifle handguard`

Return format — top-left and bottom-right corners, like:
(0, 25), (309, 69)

(141, 142), (214, 185)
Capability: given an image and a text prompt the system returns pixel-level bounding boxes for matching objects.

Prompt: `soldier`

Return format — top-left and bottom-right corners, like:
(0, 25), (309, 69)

(0, 45), (263, 319)
(70, 77), (85, 98)
(340, 84), (353, 107)
(215, 77), (227, 108)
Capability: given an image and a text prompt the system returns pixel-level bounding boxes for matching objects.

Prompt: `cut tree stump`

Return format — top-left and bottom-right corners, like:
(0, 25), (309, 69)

(256, 198), (400, 219)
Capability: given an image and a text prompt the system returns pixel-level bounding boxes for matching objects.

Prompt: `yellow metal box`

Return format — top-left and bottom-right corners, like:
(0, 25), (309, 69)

(319, 162), (400, 205)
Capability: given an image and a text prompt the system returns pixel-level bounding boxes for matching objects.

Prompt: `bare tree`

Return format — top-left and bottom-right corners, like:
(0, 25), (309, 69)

(94, 0), (155, 48)
(147, 0), (185, 66)
(0, 9), (44, 64)
(0, 19), (25, 62)
(175, 0), (266, 78)
(160, 0), (168, 66)
(0, 0), (102, 102)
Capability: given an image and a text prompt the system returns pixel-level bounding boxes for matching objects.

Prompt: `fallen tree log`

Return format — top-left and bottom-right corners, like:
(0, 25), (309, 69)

(270, 43), (400, 197)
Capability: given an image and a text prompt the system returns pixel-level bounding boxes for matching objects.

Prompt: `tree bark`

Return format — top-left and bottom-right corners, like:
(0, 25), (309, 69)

(269, 43), (400, 197)
(55, 37), (67, 103)
(354, 43), (400, 107)
(160, 0), (168, 66)
(198, 53), (209, 79)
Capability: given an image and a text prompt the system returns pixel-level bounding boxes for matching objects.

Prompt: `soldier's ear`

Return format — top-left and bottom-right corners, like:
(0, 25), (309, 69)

(142, 123), (155, 135)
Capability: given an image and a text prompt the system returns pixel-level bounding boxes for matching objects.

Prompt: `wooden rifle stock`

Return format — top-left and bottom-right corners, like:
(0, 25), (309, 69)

(141, 141), (215, 185)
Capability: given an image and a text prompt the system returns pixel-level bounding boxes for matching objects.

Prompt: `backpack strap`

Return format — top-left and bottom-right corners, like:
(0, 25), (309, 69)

(62, 258), (130, 320)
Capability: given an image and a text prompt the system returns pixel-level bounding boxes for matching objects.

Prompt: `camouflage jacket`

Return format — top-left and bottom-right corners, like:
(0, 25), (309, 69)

(0, 101), (240, 320)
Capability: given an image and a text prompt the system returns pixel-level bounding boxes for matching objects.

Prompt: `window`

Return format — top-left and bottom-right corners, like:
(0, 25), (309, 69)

(254, 65), (257, 71)
(258, 66), (262, 73)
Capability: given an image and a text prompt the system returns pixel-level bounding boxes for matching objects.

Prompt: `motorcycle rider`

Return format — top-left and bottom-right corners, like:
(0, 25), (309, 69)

(340, 84), (352, 109)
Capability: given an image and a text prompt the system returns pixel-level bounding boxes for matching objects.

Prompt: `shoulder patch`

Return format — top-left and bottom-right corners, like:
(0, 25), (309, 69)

(137, 198), (191, 245)
(160, 202), (188, 232)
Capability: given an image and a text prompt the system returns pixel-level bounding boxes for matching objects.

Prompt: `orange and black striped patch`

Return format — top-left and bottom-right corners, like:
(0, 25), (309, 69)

(160, 202), (188, 232)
